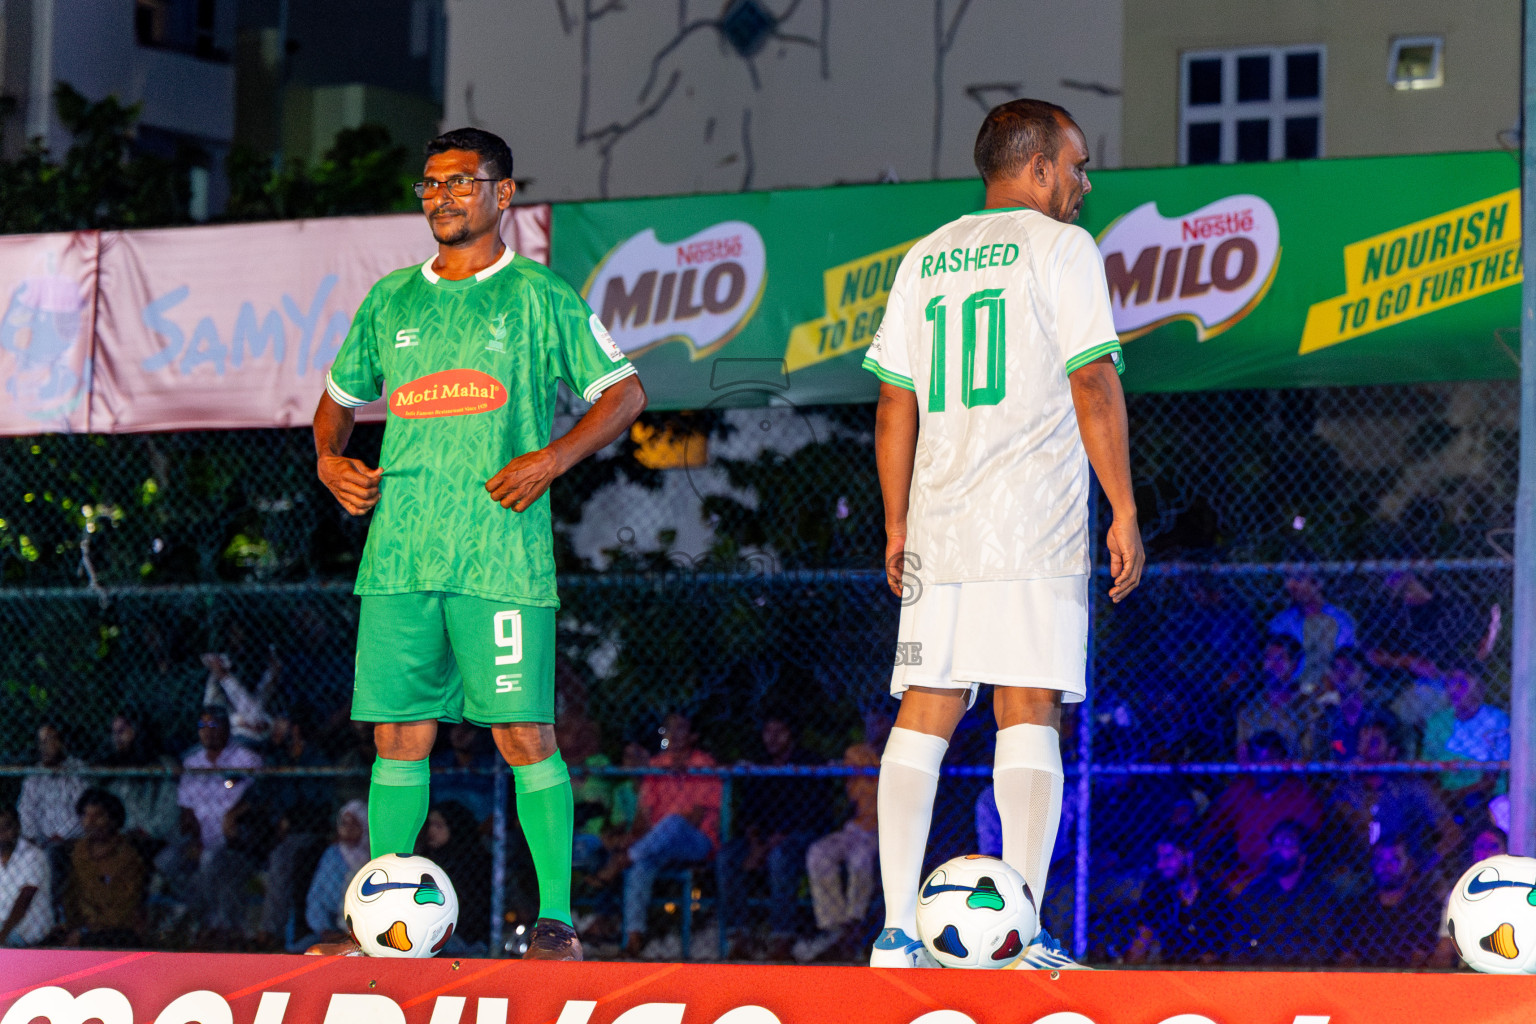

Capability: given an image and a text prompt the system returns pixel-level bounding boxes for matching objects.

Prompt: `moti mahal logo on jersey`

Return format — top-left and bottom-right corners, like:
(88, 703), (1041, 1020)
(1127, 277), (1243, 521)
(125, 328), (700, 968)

(584, 220), (767, 360)
(389, 369), (507, 419)
(1098, 194), (1281, 341)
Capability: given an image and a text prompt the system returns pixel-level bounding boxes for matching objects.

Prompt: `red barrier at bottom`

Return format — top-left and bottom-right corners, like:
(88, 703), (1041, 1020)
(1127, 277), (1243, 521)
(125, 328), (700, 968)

(0, 951), (1532, 1024)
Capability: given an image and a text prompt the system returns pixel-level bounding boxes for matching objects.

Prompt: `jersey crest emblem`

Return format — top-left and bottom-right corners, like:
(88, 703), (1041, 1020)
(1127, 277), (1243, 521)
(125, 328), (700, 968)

(486, 313), (509, 352)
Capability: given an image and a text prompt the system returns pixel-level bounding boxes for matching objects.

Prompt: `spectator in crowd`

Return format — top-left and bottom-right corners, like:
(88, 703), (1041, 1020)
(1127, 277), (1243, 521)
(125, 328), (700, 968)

(561, 714), (635, 875)
(0, 803), (52, 947)
(1235, 637), (1321, 762)
(1328, 713), (1460, 886)
(1267, 570), (1356, 692)
(59, 789), (146, 947)
(721, 715), (831, 959)
(1423, 663), (1510, 808)
(1124, 829), (1229, 965)
(296, 800), (370, 950)
(431, 722), (499, 826)
(1369, 571), (1485, 670)
(1430, 825), (1508, 968)
(417, 800), (490, 954)
(99, 710), (180, 849)
(18, 722), (88, 855)
(598, 713), (721, 957)
(1386, 656), (1452, 759)
(177, 706), (264, 863)
(1201, 731), (1323, 893)
(1338, 837), (1441, 967)
(250, 708), (333, 950)
(1318, 649), (1381, 762)
(796, 711), (890, 963)
(1229, 819), (1337, 964)
(201, 650), (276, 748)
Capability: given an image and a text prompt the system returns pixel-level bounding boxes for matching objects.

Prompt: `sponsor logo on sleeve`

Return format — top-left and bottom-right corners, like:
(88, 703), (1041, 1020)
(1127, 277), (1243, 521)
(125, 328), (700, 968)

(589, 313), (625, 362)
(1097, 194), (1280, 342)
(584, 221), (767, 360)
(389, 368), (507, 418)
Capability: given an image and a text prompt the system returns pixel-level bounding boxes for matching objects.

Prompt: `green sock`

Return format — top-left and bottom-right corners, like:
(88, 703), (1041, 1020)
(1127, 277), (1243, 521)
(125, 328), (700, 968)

(369, 756), (431, 858)
(513, 752), (574, 927)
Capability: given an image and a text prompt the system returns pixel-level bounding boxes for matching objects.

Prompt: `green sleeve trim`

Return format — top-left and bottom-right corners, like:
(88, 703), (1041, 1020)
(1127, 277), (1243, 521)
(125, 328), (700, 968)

(1065, 339), (1125, 376)
(863, 354), (916, 392)
(582, 363), (638, 403)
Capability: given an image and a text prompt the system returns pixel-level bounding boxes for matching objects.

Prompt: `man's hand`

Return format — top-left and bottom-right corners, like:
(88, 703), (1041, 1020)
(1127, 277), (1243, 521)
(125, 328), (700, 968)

(486, 448), (560, 511)
(884, 530), (908, 598)
(1105, 513), (1144, 603)
(318, 455), (382, 516)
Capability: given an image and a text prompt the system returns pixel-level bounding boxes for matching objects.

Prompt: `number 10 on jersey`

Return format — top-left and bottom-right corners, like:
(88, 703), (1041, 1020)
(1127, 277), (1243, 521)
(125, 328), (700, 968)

(926, 289), (1006, 412)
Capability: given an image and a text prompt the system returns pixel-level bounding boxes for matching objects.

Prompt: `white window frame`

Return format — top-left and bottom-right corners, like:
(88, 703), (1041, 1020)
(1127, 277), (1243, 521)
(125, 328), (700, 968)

(1179, 45), (1326, 165)
(1389, 36), (1444, 91)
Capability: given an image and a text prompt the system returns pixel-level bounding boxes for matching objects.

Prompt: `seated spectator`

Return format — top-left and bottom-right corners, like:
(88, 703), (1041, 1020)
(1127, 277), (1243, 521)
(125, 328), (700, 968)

(1430, 825), (1508, 968)
(1200, 731), (1323, 893)
(1328, 713), (1460, 885)
(1385, 656), (1451, 759)
(796, 711), (889, 963)
(721, 715), (831, 959)
(18, 723), (88, 885)
(99, 710), (180, 849)
(1125, 829), (1229, 965)
(295, 800), (370, 950)
(1235, 637), (1322, 761)
(561, 715), (635, 875)
(1338, 836), (1441, 967)
(177, 706), (264, 863)
(201, 650), (275, 748)
(0, 803), (52, 947)
(417, 801), (490, 954)
(1229, 819), (1337, 964)
(60, 789), (146, 947)
(1318, 649), (1382, 761)
(431, 722), (498, 826)
(1423, 662), (1510, 808)
(252, 707), (336, 949)
(1369, 571), (1484, 671)
(1267, 570), (1357, 692)
(597, 713), (721, 957)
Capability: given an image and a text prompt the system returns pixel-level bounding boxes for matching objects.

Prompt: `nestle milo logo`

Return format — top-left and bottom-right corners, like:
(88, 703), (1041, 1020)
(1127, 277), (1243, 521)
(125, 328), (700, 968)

(1098, 194), (1280, 341)
(585, 221), (767, 360)
(389, 368), (506, 418)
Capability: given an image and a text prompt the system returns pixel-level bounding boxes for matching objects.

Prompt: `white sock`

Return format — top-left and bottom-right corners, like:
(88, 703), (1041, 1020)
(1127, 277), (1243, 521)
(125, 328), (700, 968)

(877, 727), (949, 936)
(993, 723), (1063, 925)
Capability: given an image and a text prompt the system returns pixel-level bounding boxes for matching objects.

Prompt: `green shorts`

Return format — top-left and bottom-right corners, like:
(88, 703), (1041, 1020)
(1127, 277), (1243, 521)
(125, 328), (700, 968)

(352, 592), (555, 725)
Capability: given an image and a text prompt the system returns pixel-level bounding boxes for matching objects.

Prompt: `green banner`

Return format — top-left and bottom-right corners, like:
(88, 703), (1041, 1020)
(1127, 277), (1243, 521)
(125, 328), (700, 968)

(548, 151), (1521, 409)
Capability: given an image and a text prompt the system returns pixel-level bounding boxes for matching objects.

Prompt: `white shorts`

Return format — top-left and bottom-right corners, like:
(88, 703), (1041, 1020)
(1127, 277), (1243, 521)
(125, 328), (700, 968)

(890, 575), (1088, 706)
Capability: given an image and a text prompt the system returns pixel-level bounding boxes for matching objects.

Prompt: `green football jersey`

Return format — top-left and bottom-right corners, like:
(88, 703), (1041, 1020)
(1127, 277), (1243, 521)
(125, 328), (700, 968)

(326, 248), (637, 606)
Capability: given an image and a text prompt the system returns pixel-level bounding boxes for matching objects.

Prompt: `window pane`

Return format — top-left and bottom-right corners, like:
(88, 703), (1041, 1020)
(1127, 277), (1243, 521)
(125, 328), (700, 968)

(1285, 116), (1320, 159)
(1188, 59), (1222, 105)
(1187, 122), (1221, 164)
(1237, 55), (1271, 102)
(1287, 52), (1321, 99)
(1236, 118), (1270, 162)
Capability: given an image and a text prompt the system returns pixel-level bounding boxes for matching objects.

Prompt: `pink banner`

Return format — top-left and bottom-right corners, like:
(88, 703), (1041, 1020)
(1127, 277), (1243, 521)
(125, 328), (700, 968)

(0, 206), (548, 435)
(0, 231), (99, 434)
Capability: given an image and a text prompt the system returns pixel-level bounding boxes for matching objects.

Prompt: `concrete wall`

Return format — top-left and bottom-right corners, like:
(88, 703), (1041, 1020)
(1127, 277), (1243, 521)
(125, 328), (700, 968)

(1122, 0), (1519, 168)
(441, 0), (1123, 202)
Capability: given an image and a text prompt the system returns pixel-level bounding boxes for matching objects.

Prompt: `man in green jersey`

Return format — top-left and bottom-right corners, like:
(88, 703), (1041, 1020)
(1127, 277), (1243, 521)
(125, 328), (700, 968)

(313, 127), (646, 961)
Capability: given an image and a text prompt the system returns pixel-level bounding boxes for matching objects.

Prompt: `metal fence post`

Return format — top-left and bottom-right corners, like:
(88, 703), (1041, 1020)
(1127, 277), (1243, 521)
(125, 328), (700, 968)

(491, 763), (508, 954)
(718, 772), (733, 961)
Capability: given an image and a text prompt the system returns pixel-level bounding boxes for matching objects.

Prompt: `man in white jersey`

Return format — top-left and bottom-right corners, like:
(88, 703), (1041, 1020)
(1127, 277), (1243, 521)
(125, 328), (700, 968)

(863, 99), (1143, 969)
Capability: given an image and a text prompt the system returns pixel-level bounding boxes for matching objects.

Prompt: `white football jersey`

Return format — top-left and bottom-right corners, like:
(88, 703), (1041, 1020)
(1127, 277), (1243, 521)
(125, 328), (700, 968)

(864, 207), (1123, 583)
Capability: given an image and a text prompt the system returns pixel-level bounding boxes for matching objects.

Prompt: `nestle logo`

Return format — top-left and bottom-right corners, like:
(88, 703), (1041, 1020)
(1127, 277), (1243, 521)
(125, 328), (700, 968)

(1181, 209), (1255, 241)
(676, 236), (743, 266)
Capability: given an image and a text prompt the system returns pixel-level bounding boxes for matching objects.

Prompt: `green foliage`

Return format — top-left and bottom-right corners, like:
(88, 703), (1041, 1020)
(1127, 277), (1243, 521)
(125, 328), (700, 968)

(225, 124), (418, 222)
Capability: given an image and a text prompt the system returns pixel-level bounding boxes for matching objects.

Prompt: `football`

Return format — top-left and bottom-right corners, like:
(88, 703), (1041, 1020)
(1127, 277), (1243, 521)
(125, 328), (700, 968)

(915, 854), (1038, 968)
(344, 853), (460, 958)
(1445, 854), (1536, 974)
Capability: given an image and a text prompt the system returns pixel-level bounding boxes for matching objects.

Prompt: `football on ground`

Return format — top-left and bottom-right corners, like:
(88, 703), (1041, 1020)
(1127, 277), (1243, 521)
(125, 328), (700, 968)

(1446, 854), (1536, 975)
(916, 854), (1038, 968)
(344, 853), (460, 958)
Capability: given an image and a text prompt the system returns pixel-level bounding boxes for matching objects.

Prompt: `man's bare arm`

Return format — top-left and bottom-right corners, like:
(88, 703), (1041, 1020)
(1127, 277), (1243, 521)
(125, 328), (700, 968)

(0, 885), (36, 942)
(1068, 356), (1144, 602)
(487, 374), (648, 511)
(313, 392), (383, 516)
(874, 381), (920, 597)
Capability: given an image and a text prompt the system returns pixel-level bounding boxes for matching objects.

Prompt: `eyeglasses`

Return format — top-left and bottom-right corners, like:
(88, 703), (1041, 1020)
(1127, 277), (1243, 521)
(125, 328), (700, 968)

(412, 176), (503, 199)
(197, 718), (222, 729)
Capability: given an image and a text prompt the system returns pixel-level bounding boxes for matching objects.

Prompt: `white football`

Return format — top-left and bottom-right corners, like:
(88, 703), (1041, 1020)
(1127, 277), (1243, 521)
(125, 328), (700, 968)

(916, 854), (1038, 968)
(1446, 854), (1536, 974)
(344, 853), (459, 958)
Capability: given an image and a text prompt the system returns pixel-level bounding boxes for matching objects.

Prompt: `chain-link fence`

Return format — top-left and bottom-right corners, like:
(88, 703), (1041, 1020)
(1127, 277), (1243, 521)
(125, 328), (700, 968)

(0, 381), (1516, 966)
